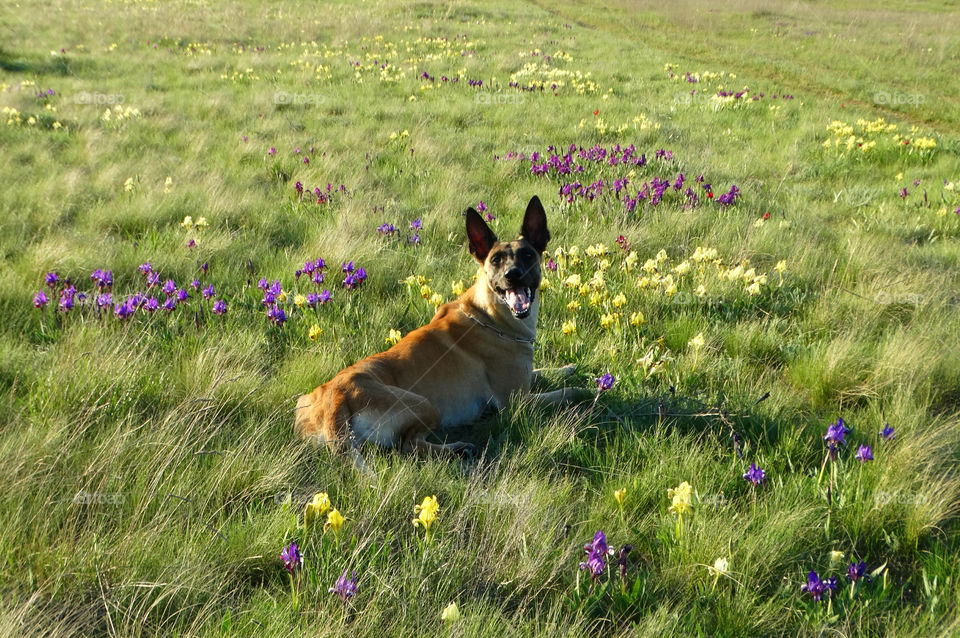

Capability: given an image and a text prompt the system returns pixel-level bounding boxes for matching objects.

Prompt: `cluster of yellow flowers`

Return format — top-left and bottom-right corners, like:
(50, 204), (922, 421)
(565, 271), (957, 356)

(181, 215), (210, 231)
(101, 104), (141, 124)
(412, 495), (440, 542)
(510, 62), (601, 94)
(823, 117), (937, 157)
(304, 492), (345, 535)
(2, 105), (62, 129)
(402, 273), (446, 308)
(577, 113), (660, 137)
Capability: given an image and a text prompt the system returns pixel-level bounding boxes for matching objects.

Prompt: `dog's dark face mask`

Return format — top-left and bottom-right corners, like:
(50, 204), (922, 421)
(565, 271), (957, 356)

(465, 196), (551, 320)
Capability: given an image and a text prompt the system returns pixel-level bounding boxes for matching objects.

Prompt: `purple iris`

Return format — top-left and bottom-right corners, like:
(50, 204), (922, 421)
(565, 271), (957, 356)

(743, 462), (766, 486)
(144, 297), (159, 313)
(162, 297), (176, 312)
(880, 424), (895, 440)
(617, 545), (632, 580)
(59, 291), (74, 313)
(410, 218), (422, 231)
(96, 293), (112, 308)
(202, 284), (214, 299)
(162, 279), (176, 296)
(33, 291), (48, 308)
(329, 570), (357, 603)
(824, 417), (850, 460)
(201, 262), (209, 274)
(146, 271), (160, 288)
(138, 262), (152, 276)
(280, 542), (301, 573)
(477, 201), (487, 213)
(311, 271), (325, 286)
(212, 300), (227, 316)
(90, 269), (113, 288)
(377, 222), (397, 236)
(801, 570), (837, 601)
(176, 288), (189, 302)
(190, 278), (201, 289)
(579, 530), (615, 581)
(855, 444), (874, 463)
(267, 305), (287, 326)
(45, 272), (59, 288)
(113, 299), (135, 320)
(594, 373), (615, 391)
(257, 278), (269, 290)
(343, 267), (367, 290)
(846, 561), (868, 582)
(546, 258), (557, 271)
(342, 261), (354, 274)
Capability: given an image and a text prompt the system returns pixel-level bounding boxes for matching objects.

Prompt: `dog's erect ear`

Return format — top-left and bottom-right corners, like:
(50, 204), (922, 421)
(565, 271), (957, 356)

(520, 196), (550, 254)
(465, 208), (498, 263)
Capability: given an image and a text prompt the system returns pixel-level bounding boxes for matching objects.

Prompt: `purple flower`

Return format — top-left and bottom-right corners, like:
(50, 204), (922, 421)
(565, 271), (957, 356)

(594, 373), (615, 391)
(202, 284), (215, 299)
(318, 289), (332, 304)
(617, 545), (632, 581)
(33, 291), (48, 308)
(96, 293), (112, 308)
(58, 292), (74, 313)
(162, 297), (177, 312)
(899, 188), (908, 199)
(138, 262), (152, 276)
(280, 542), (301, 573)
(341, 261), (354, 274)
(801, 570), (837, 602)
(268, 147), (276, 156)
(409, 233), (421, 245)
(267, 305), (287, 326)
(311, 271), (325, 286)
(477, 201), (487, 212)
(579, 530), (615, 581)
(743, 462), (766, 486)
(257, 278), (269, 290)
(146, 271), (160, 288)
(855, 444), (874, 463)
(162, 279), (177, 296)
(144, 297), (159, 313)
(410, 218), (422, 231)
(377, 222), (396, 236)
(212, 300), (227, 316)
(190, 278), (201, 289)
(880, 424), (895, 440)
(187, 239), (196, 249)
(176, 288), (189, 302)
(846, 561), (868, 582)
(824, 417), (850, 459)
(90, 269), (113, 288)
(329, 570), (357, 603)
(546, 258), (558, 272)
(113, 299), (135, 320)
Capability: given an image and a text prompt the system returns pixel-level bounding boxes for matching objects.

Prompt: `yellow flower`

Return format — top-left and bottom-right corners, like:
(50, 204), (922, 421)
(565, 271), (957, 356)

(600, 313), (618, 329)
(689, 333), (705, 349)
(614, 488), (626, 506)
(413, 495), (440, 533)
(123, 177), (135, 192)
(638, 276), (652, 290)
(194, 216), (209, 230)
(668, 481), (694, 517)
(746, 282), (761, 296)
(304, 492), (330, 528)
(578, 284), (591, 297)
(324, 508), (345, 534)
(895, 172), (903, 182)
(429, 293), (444, 307)
(309, 324), (323, 340)
(642, 258), (658, 274)
(385, 328), (402, 345)
(181, 215), (194, 229)
(163, 176), (173, 192)
(664, 282), (678, 297)
(419, 284), (432, 299)
(655, 249), (668, 263)
(694, 284), (707, 298)
(567, 300), (581, 312)
(589, 292), (604, 307)
(451, 280), (465, 296)
(774, 260), (787, 273)
(623, 251), (638, 272)
(540, 278), (552, 291)
(563, 274), (581, 288)
(278, 290), (288, 303)
(294, 294), (307, 307)
(630, 311), (645, 327)
(611, 292), (627, 308)
(829, 550), (845, 567)
(561, 320), (577, 336)
(441, 602), (461, 623)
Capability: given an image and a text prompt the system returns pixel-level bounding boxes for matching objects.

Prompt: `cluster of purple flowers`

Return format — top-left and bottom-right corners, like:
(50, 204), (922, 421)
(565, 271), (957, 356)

(341, 262), (368, 289)
(802, 561), (872, 603)
(743, 462), (766, 486)
(715, 184), (741, 206)
(594, 373), (615, 392)
(294, 258), (328, 288)
(375, 218), (422, 244)
(280, 542), (357, 603)
(35, 263), (226, 321)
(293, 181), (348, 205)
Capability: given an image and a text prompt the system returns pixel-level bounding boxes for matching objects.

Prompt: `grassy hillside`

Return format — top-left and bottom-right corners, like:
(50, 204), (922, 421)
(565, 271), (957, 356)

(1, 0), (959, 635)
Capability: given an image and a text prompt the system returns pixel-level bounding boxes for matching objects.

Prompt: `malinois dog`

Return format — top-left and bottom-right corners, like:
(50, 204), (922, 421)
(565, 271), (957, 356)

(295, 195), (580, 458)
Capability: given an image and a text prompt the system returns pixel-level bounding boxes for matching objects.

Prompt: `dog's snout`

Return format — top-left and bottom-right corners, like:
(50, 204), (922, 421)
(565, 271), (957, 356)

(505, 267), (523, 282)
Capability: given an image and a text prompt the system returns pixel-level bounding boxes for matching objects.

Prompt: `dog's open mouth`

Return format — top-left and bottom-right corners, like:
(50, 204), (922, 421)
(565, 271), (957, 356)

(496, 286), (535, 319)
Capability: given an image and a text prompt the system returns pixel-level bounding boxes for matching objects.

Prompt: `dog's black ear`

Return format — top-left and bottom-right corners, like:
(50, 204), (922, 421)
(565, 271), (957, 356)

(520, 196), (550, 253)
(466, 207), (498, 263)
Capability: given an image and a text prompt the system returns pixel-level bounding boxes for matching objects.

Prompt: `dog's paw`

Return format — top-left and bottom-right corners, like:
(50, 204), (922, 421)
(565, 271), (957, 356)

(452, 442), (477, 458)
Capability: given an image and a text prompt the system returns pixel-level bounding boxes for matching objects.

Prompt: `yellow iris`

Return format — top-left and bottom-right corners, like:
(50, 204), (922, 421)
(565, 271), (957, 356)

(385, 329), (402, 345)
(413, 495), (440, 538)
(324, 508), (345, 534)
(668, 481), (694, 517)
(308, 324), (323, 340)
(614, 488), (626, 506)
(561, 320), (577, 336)
(304, 492), (330, 529)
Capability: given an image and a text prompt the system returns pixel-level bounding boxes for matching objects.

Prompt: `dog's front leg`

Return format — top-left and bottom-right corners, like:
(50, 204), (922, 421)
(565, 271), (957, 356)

(401, 433), (476, 458)
(530, 386), (592, 407)
(531, 363), (578, 386)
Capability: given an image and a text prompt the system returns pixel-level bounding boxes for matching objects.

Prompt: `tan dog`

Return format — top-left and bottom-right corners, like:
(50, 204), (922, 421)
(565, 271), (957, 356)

(295, 196), (579, 458)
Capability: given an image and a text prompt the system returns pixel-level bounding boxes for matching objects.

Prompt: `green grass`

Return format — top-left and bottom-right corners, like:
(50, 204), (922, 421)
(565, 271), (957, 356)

(1, 0), (959, 635)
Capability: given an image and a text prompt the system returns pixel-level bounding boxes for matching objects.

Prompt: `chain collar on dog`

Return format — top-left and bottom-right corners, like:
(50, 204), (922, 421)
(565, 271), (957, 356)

(458, 305), (536, 347)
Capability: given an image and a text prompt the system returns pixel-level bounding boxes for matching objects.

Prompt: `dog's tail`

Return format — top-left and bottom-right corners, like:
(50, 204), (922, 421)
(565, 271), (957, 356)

(294, 390), (374, 476)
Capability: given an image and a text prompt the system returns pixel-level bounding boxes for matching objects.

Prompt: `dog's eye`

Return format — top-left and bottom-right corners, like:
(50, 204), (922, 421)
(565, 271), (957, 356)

(490, 254), (502, 265)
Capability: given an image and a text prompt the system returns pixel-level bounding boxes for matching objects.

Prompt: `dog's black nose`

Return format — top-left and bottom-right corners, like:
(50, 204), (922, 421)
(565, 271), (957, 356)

(505, 267), (522, 282)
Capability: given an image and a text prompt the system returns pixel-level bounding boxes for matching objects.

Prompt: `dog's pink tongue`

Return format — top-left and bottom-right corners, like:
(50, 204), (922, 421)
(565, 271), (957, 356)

(504, 288), (531, 314)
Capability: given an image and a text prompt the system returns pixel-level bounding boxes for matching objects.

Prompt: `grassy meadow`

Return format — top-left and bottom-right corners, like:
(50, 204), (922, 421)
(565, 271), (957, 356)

(1, 0), (960, 635)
